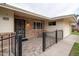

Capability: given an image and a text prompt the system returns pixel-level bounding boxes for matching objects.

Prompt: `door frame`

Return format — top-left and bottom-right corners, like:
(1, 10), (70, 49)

(14, 19), (26, 38)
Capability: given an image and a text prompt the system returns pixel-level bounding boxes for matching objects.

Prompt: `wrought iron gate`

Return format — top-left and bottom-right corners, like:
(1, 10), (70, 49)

(42, 30), (63, 51)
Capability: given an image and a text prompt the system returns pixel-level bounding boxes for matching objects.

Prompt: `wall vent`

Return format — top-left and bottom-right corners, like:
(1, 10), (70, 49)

(3, 17), (9, 20)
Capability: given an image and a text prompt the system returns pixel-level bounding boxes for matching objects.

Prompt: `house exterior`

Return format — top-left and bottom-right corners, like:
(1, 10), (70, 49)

(45, 15), (77, 38)
(0, 3), (77, 39)
(0, 3), (78, 56)
(0, 3), (49, 39)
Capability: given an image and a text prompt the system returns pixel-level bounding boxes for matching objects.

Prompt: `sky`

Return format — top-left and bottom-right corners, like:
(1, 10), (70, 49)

(9, 3), (79, 18)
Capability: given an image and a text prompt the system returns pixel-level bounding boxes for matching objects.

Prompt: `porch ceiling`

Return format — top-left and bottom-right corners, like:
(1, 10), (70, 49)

(14, 11), (47, 20)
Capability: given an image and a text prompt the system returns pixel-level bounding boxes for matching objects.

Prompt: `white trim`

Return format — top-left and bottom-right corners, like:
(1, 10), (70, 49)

(51, 14), (74, 20)
(0, 3), (77, 22)
(0, 3), (50, 20)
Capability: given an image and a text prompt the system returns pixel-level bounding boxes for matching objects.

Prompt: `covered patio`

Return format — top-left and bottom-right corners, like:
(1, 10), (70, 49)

(0, 4), (64, 56)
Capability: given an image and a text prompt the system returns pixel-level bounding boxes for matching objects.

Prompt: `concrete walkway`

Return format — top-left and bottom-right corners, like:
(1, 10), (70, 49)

(40, 35), (79, 56)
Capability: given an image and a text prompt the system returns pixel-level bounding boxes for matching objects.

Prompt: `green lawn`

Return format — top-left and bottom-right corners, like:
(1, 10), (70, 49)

(71, 32), (79, 35)
(69, 42), (79, 56)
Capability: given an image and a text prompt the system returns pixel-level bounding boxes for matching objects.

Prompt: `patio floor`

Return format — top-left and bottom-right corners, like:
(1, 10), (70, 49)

(0, 37), (43, 56)
(22, 37), (43, 56)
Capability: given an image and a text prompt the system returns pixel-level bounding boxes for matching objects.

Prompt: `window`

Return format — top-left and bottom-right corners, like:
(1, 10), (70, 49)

(33, 22), (43, 29)
(48, 21), (56, 26)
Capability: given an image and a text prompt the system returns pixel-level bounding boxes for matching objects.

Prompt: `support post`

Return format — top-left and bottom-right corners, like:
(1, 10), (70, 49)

(1, 36), (3, 56)
(56, 30), (57, 43)
(62, 30), (63, 39)
(18, 35), (22, 56)
(9, 34), (10, 56)
(42, 32), (46, 52)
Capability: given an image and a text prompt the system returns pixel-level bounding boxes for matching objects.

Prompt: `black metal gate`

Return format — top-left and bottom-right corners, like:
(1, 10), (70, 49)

(42, 30), (63, 51)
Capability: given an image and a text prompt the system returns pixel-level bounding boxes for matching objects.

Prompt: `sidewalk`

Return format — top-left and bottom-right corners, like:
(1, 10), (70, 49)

(40, 35), (79, 56)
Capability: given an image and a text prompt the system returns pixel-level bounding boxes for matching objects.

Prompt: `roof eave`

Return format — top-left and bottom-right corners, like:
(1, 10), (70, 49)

(0, 3), (50, 20)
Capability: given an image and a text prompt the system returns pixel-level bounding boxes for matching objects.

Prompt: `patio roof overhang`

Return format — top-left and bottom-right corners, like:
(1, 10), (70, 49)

(0, 3), (50, 20)
(0, 3), (78, 23)
(50, 14), (77, 23)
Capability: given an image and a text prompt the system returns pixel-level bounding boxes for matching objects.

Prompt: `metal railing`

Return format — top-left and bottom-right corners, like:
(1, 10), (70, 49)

(42, 30), (63, 51)
(0, 30), (63, 56)
(0, 33), (16, 56)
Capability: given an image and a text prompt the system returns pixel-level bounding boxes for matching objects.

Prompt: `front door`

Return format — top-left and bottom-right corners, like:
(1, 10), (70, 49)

(15, 19), (25, 39)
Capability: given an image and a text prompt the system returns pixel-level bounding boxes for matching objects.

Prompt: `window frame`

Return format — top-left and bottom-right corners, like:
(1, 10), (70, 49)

(33, 22), (43, 29)
(48, 21), (56, 26)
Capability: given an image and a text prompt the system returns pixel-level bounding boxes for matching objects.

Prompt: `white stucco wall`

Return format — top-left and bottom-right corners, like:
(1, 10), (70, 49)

(63, 18), (72, 38)
(45, 18), (72, 38)
(45, 20), (63, 31)
(0, 7), (14, 33)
